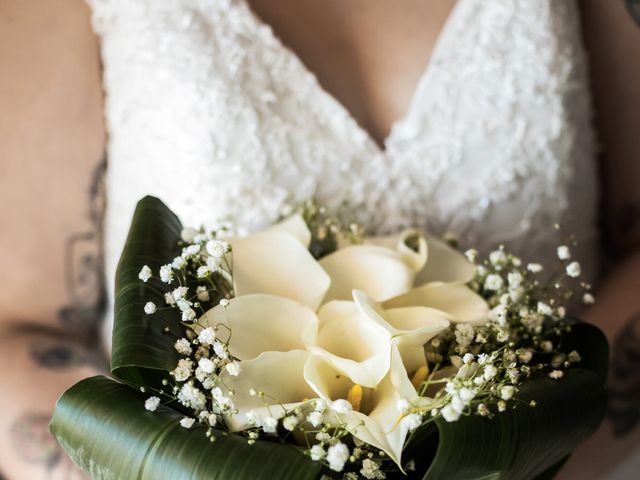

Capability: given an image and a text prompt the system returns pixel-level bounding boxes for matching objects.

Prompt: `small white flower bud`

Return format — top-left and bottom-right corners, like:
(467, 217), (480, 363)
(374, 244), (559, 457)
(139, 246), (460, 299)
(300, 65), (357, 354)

(174, 338), (192, 356)
(196, 266), (211, 278)
(172, 256), (186, 269)
(262, 416), (278, 433)
(441, 404), (461, 422)
(484, 274), (504, 291)
(548, 370), (564, 380)
(144, 302), (157, 314)
(225, 361), (241, 376)
(326, 443), (349, 472)
(537, 302), (552, 316)
(282, 415), (299, 431)
(500, 386), (515, 400)
(489, 250), (507, 267)
(527, 263), (543, 273)
(310, 444), (326, 461)
(307, 411), (323, 427)
(180, 417), (195, 428)
(144, 396), (160, 412)
(159, 265), (174, 284)
(566, 262), (582, 278)
(331, 399), (353, 414)
(138, 265), (152, 282)
(557, 245), (571, 260)
(401, 413), (423, 431)
(198, 357), (215, 374)
(196, 286), (210, 302)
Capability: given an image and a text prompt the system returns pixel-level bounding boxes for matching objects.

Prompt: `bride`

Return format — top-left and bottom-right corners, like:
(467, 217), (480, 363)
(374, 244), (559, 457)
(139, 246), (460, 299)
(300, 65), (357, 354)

(0, 0), (638, 478)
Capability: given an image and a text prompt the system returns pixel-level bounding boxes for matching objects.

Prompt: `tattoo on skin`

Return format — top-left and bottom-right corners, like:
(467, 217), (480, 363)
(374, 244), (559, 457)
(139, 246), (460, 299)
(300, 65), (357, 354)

(10, 413), (85, 479)
(57, 156), (107, 343)
(607, 314), (640, 437)
(30, 338), (108, 372)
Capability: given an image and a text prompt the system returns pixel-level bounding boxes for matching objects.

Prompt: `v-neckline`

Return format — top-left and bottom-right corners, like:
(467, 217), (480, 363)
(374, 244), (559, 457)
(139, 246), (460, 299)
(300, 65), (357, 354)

(239, 0), (463, 155)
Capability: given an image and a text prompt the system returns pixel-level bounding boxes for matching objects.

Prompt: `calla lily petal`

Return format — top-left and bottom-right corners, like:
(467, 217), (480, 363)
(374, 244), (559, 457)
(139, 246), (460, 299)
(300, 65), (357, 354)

(304, 351), (417, 466)
(353, 290), (450, 373)
(319, 245), (415, 303)
(385, 307), (449, 373)
(367, 348), (421, 464)
(221, 350), (315, 431)
(265, 214), (311, 247)
(366, 229), (428, 273)
(199, 294), (318, 360)
(307, 300), (391, 388)
(303, 355), (395, 461)
(395, 230), (428, 273)
(383, 282), (488, 325)
(415, 235), (475, 284)
(231, 231), (330, 310)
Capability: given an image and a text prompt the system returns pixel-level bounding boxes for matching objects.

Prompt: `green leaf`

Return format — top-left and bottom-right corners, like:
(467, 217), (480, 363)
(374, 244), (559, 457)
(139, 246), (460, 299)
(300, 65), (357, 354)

(400, 318), (609, 480)
(560, 319), (609, 383)
(51, 376), (325, 480)
(418, 369), (605, 480)
(111, 196), (184, 389)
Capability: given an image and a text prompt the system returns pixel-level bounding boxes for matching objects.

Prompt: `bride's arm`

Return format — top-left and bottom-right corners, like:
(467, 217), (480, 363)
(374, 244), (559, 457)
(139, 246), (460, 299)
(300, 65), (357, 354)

(560, 1), (640, 478)
(0, 1), (106, 478)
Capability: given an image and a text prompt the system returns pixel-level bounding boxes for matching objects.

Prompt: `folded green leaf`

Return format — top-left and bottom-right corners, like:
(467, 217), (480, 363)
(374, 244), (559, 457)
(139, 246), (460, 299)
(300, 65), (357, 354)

(111, 196), (184, 390)
(400, 313), (609, 480)
(417, 369), (605, 480)
(51, 376), (325, 480)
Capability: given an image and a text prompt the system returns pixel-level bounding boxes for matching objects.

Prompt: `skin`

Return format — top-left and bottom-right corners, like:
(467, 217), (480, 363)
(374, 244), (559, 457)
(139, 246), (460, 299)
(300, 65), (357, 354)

(0, 0), (638, 478)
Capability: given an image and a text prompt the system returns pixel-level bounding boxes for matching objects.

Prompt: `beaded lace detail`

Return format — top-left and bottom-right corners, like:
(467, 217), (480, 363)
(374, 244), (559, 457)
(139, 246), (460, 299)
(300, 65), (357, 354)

(87, 0), (599, 342)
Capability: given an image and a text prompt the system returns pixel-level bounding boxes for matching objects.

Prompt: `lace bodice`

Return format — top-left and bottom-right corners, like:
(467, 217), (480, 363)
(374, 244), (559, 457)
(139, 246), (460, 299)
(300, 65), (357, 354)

(87, 0), (600, 344)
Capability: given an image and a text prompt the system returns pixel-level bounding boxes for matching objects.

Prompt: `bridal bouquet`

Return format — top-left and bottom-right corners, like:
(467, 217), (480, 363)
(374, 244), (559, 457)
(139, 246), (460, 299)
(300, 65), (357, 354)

(51, 197), (607, 479)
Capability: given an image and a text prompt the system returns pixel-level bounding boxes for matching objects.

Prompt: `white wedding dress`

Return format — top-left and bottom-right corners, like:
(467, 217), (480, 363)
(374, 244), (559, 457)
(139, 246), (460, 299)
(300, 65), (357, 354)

(86, 0), (600, 344)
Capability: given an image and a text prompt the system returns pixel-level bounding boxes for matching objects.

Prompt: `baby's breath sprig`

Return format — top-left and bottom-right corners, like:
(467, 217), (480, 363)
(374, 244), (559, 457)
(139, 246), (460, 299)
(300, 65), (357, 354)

(418, 241), (593, 427)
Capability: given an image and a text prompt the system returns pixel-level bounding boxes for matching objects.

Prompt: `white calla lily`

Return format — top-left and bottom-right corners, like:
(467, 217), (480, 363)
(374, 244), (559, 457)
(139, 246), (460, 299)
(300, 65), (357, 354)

(368, 230), (488, 325)
(416, 234), (475, 284)
(319, 245), (416, 303)
(263, 214), (311, 247)
(304, 349), (418, 465)
(366, 229), (428, 273)
(353, 290), (450, 374)
(199, 294), (317, 360)
(231, 231), (330, 311)
(221, 350), (315, 431)
(383, 282), (488, 325)
(369, 230), (474, 284)
(307, 300), (392, 388)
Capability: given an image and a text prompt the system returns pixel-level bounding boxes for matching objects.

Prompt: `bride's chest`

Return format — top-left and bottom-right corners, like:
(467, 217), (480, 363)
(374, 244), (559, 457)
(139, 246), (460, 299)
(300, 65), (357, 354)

(95, 0), (597, 262)
(244, 0), (458, 146)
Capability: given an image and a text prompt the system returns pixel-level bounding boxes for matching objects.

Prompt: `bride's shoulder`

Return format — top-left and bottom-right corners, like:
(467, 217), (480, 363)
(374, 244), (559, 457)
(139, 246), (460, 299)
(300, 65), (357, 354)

(0, 0), (103, 141)
(0, 0), (97, 49)
(0, 0), (106, 329)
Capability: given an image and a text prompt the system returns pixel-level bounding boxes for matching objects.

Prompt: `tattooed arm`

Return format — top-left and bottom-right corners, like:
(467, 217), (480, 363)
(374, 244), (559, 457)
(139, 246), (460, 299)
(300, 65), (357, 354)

(0, 331), (107, 480)
(0, 1), (106, 478)
(559, 2), (640, 478)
